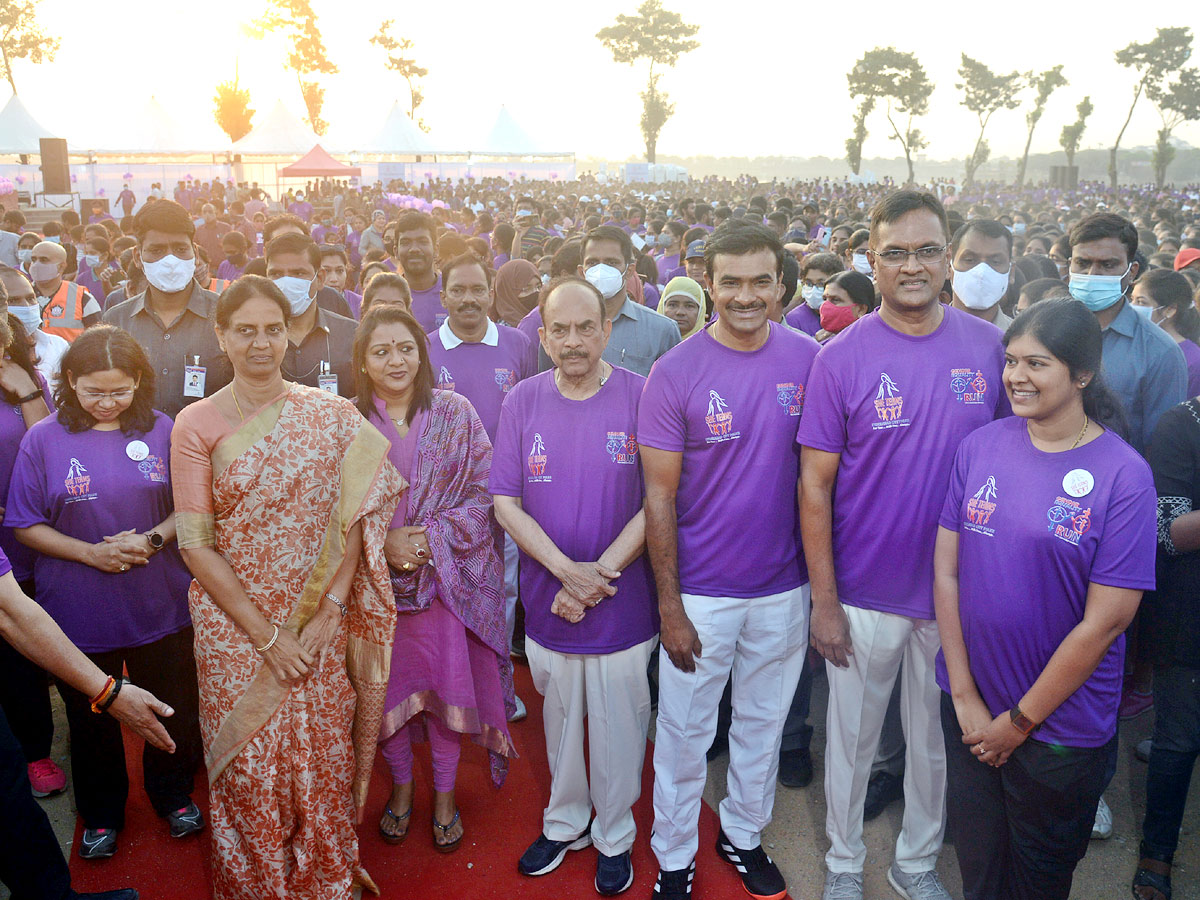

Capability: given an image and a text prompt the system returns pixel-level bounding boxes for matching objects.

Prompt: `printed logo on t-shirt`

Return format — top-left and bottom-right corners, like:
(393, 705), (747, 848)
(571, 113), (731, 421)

(872, 373), (909, 429)
(1046, 496), (1092, 547)
(64, 457), (96, 503)
(527, 433), (550, 482)
(437, 366), (455, 390)
(964, 476), (998, 537)
(494, 368), (517, 393)
(950, 368), (989, 405)
(776, 382), (805, 417)
(605, 431), (639, 464)
(704, 390), (739, 443)
(138, 455), (168, 484)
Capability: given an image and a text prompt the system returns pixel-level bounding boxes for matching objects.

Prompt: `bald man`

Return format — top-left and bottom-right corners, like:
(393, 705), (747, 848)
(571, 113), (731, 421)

(28, 241), (100, 343)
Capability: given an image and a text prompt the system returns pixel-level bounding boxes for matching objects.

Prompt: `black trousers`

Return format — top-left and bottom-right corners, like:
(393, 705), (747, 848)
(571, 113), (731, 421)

(0, 704), (71, 900)
(0, 578), (54, 762)
(941, 692), (1115, 900)
(58, 626), (202, 829)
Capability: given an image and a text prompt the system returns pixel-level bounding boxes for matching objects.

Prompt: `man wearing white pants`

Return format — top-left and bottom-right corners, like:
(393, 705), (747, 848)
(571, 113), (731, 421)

(798, 191), (1008, 900)
(492, 276), (658, 896)
(641, 222), (821, 900)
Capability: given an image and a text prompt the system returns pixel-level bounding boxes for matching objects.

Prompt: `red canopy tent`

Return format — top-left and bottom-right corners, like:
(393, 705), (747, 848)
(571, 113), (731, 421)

(279, 144), (361, 177)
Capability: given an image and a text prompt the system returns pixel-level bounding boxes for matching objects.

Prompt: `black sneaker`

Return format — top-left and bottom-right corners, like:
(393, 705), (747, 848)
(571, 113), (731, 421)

(596, 849), (634, 895)
(77, 892), (138, 900)
(778, 747), (813, 788)
(862, 770), (904, 822)
(167, 800), (205, 838)
(715, 829), (786, 900)
(79, 827), (118, 860)
(653, 860), (695, 898)
(517, 829), (592, 876)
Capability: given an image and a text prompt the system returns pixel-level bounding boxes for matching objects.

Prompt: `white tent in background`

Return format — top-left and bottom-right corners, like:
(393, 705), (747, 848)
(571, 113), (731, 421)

(234, 100), (332, 155)
(79, 96), (229, 154)
(355, 101), (439, 155)
(474, 106), (572, 157)
(0, 93), (58, 154)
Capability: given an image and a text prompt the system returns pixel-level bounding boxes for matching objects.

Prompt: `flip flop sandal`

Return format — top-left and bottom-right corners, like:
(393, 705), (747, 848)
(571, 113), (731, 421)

(1132, 856), (1172, 900)
(379, 806), (411, 845)
(433, 809), (463, 854)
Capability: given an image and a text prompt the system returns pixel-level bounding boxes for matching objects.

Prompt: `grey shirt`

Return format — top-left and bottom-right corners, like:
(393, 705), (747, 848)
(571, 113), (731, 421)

(102, 284), (232, 418)
(535, 295), (681, 376)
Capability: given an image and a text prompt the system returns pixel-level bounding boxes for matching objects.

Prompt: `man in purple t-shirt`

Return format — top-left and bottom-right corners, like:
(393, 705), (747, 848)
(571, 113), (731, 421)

(492, 278), (657, 895)
(392, 210), (444, 332)
(640, 222), (820, 900)
(798, 191), (1006, 900)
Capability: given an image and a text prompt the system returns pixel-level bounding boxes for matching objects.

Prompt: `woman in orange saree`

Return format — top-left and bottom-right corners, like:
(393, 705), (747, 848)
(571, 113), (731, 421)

(169, 277), (406, 899)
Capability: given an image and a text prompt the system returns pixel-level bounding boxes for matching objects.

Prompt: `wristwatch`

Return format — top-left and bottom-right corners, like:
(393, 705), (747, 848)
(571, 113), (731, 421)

(1009, 706), (1039, 736)
(144, 531), (165, 552)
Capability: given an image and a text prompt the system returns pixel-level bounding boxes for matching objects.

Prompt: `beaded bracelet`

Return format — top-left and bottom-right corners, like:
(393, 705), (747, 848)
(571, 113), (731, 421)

(325, 592), (348, 617)
(255, 623), (281, 654)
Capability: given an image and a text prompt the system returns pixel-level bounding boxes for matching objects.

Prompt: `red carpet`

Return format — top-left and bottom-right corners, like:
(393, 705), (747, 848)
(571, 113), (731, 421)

(68, 666), (756, 899)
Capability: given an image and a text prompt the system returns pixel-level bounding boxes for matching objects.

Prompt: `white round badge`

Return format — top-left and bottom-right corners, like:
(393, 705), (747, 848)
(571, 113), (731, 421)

(1063, 468), (1095, 498)
(126, 440), (150, 462)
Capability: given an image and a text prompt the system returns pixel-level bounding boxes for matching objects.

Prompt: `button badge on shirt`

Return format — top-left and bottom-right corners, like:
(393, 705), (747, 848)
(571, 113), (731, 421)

(1062, 469), (1095, 498)
(126, 440), (149, 461)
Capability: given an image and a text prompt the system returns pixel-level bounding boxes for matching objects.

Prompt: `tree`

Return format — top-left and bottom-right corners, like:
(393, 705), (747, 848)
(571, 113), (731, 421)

(847, 47), (934, 185)
(370, 20), (429, 132)
(213, 76), (255, 143)
(1015, 65), (1067, 188)
(1148, 67), (1200, 187)
(1110, 27), (1193, 187)
(256, 0), (338, 135)
(1059, 96), (1093, 168)
(0, 0), (60, 94)
(956, 54), (1024, 187)
(596, 0), (699, 163)
(844, 99), (875, 176)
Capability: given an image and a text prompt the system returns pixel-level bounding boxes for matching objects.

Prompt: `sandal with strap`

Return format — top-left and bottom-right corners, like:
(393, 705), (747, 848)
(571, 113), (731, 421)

(379, 806), (411, 845)
(433, 809), (463, 854)
(1132, 855), (1172, 900)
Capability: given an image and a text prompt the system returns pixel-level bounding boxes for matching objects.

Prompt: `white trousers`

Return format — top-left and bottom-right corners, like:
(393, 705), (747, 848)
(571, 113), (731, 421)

(651, 585), (809, 870)
(504, 534), (519, 652)
(824, 604), (946, 874)
(527, 635), (657, 856)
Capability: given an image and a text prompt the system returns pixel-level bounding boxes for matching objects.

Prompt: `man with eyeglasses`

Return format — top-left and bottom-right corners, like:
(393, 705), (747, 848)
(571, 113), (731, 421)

(799, 191), (1008, 900)
(103, 201), (231, 418)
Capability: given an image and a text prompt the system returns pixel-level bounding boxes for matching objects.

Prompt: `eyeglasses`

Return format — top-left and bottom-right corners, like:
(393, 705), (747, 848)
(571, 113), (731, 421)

(79, 389), (135, 402)
(445, 285), (490, 301)
(870, 245), (948, 267)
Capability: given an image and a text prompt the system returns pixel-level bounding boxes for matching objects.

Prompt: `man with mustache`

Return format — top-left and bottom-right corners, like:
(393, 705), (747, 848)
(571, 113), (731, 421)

(393, 211), (444, 332)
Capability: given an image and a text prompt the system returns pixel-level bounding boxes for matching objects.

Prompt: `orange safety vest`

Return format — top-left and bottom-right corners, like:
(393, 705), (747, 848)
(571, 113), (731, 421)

(41, 281), (93, 343)
(208, 278), (231, 294)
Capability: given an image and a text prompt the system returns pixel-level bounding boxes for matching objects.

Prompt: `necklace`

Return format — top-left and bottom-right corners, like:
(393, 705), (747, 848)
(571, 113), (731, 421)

(1070, 416), (1089, 450)
(555, 362), (610, 394)
(230, 385), (245, 422)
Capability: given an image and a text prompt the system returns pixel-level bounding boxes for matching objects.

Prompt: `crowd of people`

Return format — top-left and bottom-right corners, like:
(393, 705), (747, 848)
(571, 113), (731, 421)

(0, 169), (1197, 900)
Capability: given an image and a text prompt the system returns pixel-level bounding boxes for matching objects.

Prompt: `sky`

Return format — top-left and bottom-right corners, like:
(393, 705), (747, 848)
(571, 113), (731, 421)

(10, 0), (1200, 163)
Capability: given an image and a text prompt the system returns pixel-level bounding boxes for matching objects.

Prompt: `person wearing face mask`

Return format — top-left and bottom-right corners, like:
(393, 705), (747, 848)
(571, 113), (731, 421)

(0, 267), (68, 385)
(1068, 213), (1186, 456)
(264, 232), (356, 399)
(949, 220), (1015, 332)
(28, 240), (101, 343)
(846, 229), (873, 278)
(75, 236), (116, 307)
(1130, 268), (1200, 399)
(102, 200), (232, 418)
(16, 233), (38, 276)
(656, 222), (687, 284)
(787, 252), (844, 337)
(216, 231), (249, 282)
(815, 271), (877, 343)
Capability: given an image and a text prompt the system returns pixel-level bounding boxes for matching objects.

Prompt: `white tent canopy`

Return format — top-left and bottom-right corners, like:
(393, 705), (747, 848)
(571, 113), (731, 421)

(474, 106), (571, 157)
(0, 94), (58, 154)
(234, 99), (332, 155)
(350, 101), (441, 155)
(77, 96), (230, 154)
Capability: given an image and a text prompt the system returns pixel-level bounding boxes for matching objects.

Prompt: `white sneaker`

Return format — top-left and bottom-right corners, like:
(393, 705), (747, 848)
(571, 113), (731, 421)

(1091, 794), (1113, 840)
(887, 863), (952, 900)
(508, 694), (527, 722)
(823, 871), (863, 900)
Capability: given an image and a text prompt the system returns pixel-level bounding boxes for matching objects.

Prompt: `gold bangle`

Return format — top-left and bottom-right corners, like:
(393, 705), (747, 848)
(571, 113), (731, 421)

(255, 624), (281, 654)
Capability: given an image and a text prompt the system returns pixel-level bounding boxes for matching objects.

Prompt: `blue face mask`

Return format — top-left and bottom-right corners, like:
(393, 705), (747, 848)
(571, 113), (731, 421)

(1068, 265), (1131, 312)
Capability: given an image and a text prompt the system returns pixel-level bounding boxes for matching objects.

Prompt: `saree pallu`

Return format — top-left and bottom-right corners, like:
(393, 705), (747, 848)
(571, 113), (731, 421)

(173, 385), (405, 900)
(377, 390), (517, 786)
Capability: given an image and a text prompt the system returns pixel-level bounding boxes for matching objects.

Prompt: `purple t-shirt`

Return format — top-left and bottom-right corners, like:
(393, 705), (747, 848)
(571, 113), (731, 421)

(490, 367), (658, 654)
(1181, 338), (1200, 399)
(427, 321), (533, 441)
(409, 273), (445, 333)
(638, 322), (820, 598)
(0, 547), (10, 580)
(0, 376), (51, 582)
(656, 253), (680, 284)
(517, 307), (545, 373)
(795, 308), (1008, 618)
(935, 418), (1157, 747)
(5, 411), (192, 652)
(288, 200), (313, 223)
(785, 303), (820, 337)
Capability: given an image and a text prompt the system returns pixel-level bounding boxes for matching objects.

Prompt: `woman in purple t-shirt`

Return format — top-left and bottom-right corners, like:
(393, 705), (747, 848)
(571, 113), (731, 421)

(934, 299), (1157, 900)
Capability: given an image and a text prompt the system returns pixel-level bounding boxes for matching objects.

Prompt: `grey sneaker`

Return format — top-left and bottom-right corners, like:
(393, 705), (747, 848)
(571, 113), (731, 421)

(887, 863), (952, 900)
(823, 871), (863, 900)
(1091, 794), (1113, 840)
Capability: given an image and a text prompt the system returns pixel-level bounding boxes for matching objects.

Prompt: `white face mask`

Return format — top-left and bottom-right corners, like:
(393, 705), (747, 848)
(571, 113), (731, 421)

(851, 252), (872, 275)
(952, 262), (1011, 311)
(275, 276), (315, 315)
(802, 284), (825, 309)
(584, 263), (625, 300)
(8, 303), (42, 333)
(83, 254), (101, 268)
(142, 254), (195, 293)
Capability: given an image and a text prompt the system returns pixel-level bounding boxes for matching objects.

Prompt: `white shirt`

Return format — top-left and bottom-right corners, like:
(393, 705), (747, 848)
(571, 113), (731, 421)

(33, 329), (68, 386)
(438, 317), (499, 349)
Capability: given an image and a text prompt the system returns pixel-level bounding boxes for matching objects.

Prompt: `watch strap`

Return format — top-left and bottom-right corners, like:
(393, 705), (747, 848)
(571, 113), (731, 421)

(1009, 706), (1039, 736)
